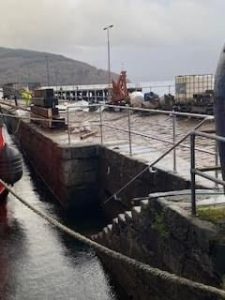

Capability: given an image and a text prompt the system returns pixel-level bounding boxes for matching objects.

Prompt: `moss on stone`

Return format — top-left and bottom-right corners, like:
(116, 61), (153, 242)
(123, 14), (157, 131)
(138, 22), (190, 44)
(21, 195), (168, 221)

(197, 206), (225, 223)
(152, 213), (169, 238)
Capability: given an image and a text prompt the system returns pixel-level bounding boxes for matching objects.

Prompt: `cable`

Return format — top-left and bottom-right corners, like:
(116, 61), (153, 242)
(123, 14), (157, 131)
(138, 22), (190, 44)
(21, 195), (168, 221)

(1, 179), (225, 298)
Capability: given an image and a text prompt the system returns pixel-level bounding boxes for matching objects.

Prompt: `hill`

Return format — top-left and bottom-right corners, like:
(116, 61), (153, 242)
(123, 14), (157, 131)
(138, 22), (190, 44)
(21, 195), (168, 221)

(0, 47), (118, 87)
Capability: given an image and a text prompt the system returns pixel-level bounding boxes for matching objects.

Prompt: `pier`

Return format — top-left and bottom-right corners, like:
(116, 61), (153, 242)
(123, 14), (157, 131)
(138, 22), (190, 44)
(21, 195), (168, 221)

(1, 101), (225, 299)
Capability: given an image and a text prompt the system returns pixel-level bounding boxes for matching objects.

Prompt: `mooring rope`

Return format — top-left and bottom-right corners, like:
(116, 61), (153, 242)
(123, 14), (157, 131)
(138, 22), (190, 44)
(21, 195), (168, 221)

(1, 179), (225, 298)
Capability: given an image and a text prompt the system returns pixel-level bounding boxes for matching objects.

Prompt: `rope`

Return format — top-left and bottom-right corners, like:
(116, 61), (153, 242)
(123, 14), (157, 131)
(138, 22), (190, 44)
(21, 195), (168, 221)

(1, 179), (225, 298)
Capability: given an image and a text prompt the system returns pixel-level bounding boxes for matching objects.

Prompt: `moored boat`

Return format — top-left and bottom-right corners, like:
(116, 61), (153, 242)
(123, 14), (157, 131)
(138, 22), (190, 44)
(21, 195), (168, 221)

(0, 121), (23, 202)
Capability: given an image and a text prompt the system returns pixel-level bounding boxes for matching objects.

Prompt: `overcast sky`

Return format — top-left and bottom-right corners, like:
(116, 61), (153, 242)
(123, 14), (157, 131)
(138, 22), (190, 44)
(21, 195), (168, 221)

(1, 0), (225, 82)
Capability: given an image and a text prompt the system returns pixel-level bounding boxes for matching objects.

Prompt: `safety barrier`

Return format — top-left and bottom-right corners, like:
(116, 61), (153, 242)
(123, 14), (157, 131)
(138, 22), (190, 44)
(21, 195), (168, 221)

(190, 131), (225, 215)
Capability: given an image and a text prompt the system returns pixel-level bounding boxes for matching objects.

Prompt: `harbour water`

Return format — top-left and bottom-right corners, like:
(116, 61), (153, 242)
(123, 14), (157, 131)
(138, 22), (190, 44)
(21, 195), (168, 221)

(0, 138), (121, 299)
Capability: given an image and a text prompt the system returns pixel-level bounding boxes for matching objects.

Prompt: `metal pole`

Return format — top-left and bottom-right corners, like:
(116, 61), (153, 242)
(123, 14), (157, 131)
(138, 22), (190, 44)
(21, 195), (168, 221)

(107, 29), (111, 92)
(128, 109), (132, 156)
(172, 111), (177, 172)
(190, 133), (196, 216)
(67, 107), (71, 145)
(99, 104), (103, 144)
(103, 25), (113, 102)
(45, 55), (50, 86)
(215, 141), (219, 188)
(76, 86), (79, 101)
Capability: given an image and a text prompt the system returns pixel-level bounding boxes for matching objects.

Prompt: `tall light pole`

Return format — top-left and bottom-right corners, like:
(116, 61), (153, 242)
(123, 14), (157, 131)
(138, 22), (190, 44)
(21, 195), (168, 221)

(45, 55), (50, 86)
(103, 24), (113, 101)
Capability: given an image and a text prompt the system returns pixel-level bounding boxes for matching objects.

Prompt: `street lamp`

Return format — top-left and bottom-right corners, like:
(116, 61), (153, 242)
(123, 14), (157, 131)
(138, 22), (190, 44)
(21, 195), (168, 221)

(103, 24), (114, 101)
(45, 55), (50, 86)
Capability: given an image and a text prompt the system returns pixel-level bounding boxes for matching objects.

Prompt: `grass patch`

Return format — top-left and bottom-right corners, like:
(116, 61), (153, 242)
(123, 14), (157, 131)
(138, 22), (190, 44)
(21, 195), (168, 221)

(197, 206), (225, 223)
(152, 213), (169, 238)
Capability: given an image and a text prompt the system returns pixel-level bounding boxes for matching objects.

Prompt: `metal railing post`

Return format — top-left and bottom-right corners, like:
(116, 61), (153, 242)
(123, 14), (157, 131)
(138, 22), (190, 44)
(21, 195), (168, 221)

(190, 133), (196, 216)
(67, 107), (71, 145)
(172, 111), (177, 172)
(99, 104), (103, 144)
(128, 108), (132, 156)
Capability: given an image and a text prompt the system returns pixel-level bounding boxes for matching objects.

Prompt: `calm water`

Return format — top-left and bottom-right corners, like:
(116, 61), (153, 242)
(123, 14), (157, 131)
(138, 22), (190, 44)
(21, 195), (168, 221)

(0, 146), (120, 299)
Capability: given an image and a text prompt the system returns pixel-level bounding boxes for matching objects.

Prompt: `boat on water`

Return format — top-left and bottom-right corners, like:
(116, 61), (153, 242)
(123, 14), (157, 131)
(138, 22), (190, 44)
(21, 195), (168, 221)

(0, 121), (23, 202)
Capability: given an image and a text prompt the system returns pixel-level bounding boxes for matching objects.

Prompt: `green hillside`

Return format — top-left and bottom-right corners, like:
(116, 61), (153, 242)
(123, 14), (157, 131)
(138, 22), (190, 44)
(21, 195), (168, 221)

(0, 47), (117, 86)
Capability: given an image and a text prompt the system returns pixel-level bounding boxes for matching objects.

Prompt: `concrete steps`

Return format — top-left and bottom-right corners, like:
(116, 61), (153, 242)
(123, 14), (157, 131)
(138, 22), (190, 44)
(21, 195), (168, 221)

(131, 206), (142, 223)
(92, 200), (150, 245)
(118, 213), (126, 223)
(107, 224), (113, 231)
(140, 199), (150, 211)
(124, 210), (132, 222)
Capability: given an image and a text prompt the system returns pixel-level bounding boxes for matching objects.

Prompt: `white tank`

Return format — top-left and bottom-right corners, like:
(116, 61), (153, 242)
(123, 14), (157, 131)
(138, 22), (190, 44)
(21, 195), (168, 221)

(129, 91), (144, 107)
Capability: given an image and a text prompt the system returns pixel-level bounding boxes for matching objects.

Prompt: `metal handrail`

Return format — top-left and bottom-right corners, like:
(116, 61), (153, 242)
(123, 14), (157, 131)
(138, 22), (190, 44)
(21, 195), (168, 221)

(190, 131), (225, 216)
(51, 103), (222, 208)
(66, 103), (216, 175)
(103, 123), (215, 156)
(104, 118), (210, 204)
(104, 104), (214, 119)
(65, 103), (214, 119)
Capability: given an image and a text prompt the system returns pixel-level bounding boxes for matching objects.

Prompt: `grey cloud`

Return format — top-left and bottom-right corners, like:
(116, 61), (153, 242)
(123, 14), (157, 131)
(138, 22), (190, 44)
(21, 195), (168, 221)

(0, 0), (224, 81)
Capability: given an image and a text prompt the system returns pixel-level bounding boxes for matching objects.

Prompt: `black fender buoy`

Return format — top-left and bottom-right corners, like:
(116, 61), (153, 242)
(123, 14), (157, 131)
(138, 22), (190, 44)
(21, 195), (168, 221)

(0, 144), (23, 185)
(214, 44), (225, 182)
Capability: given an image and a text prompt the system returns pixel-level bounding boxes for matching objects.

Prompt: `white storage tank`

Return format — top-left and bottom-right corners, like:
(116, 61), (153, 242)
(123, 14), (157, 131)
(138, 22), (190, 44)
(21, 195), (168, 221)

(129, 91), (145, 107)
(175, 74), (214, 103)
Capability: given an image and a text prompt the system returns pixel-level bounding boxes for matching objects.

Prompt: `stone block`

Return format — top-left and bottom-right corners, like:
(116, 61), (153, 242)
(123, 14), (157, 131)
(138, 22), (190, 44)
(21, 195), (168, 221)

(71, 145), (99, 159)
(60, 147), (72, 160)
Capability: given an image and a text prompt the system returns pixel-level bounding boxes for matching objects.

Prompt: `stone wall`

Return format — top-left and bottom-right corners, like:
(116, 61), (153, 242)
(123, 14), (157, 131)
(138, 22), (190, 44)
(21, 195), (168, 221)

(4, 109), (193, 213)
(4, 112), (99, 210)
(98, 146), (191, 217)
(93, 192), (224, 300)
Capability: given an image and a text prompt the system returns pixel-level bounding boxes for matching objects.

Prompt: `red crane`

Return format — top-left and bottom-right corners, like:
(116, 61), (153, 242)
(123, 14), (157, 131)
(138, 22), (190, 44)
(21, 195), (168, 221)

(110, 71), (129, 105)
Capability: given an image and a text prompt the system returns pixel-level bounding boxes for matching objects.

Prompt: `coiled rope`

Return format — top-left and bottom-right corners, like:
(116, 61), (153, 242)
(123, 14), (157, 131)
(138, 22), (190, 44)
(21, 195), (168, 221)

(1, 179), (225, 298)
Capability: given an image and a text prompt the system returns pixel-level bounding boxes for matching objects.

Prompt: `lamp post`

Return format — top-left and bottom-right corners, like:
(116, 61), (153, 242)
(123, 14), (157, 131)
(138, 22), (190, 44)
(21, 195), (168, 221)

(45, 55), (50, 86)
(103, 24), (114, 101)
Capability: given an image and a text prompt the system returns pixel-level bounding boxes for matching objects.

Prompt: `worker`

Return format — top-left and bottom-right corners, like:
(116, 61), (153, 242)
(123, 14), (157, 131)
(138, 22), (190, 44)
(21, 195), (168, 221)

(21, 89), (32, 107)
